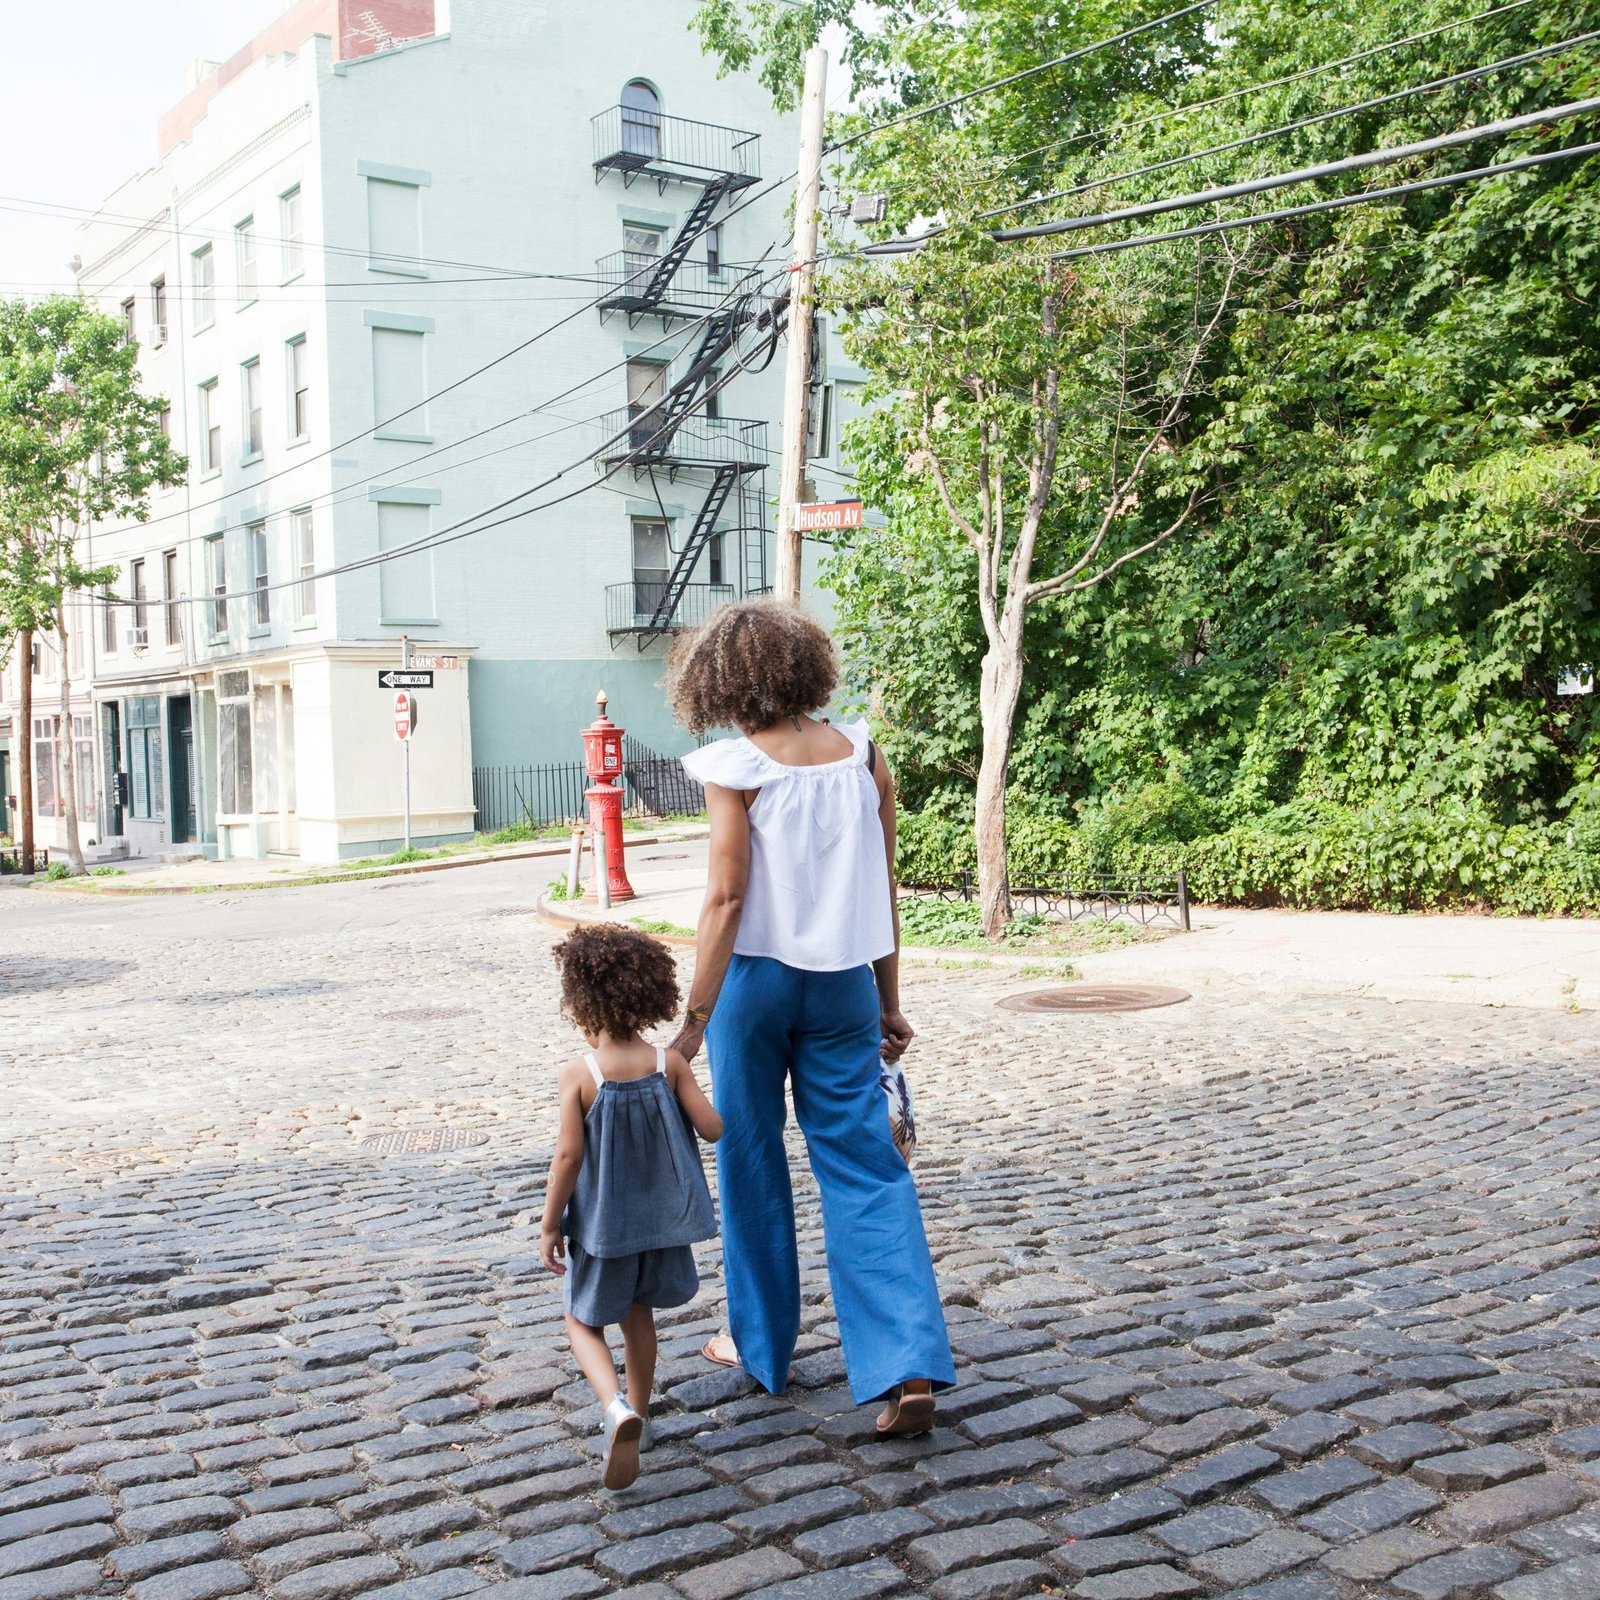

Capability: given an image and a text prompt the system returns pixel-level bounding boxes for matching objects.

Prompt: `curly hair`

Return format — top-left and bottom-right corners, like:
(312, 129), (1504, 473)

(664, 599), (839, 736)
(553, 923), (681, 1040)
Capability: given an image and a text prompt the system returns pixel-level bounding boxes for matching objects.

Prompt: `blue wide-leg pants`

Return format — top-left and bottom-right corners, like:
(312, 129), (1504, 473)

(706, 954), (955, 1405)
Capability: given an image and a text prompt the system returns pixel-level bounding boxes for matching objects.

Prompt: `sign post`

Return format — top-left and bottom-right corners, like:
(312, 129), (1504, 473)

(400, 637), (412, 850)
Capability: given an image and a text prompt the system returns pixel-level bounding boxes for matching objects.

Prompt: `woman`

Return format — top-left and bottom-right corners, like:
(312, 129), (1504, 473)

(668, 600), (954, 1434)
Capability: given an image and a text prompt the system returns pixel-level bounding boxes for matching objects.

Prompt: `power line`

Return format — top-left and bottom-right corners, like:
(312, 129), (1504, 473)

(1047, 136), (1600, 260)
(987, 95), (1600, 244)
(984, 28), (1600, 221)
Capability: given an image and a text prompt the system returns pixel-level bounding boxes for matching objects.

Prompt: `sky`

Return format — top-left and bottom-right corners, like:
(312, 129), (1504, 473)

(0, 0), (287, 296)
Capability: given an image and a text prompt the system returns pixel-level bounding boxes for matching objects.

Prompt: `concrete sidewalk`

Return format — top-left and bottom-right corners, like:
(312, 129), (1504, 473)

(560, 837), (1600, 1012)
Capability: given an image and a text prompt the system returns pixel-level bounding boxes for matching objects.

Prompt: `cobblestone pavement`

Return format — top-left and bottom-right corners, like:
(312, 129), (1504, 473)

(4, 860), (1600, 1600)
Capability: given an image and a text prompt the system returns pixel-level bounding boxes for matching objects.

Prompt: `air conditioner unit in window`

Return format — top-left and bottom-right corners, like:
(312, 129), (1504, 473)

(150, 323), (168, 347)
(126, 627), (149, 650)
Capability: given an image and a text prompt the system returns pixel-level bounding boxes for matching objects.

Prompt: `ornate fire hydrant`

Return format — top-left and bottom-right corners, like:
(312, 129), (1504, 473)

(582, 690), (635, 904)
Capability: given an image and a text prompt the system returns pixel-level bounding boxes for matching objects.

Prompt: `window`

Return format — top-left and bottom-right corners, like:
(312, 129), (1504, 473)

(32, 717), (57, 817)
(121, 297), (137, 344)
(709, 531), (725, 587)
(377, 501), (435, 621)
(371, 327), (427, 437)
(288, 336), (309, 439)
(68, 601), (84, 676)
(131, 559), (148, 638)
(164, 549), (183, 647)
(74, 715), (95, 822)
(150, 277), (168, 344)
(706, 223), (723, 278)
(193, 244), (215, 328)
(622, 224), (663, 294)
(292, 509), (316, 623)
(206, 536), (227, 636)
(198, 380), (220, 473)
(158, 404), (171, 442)
(280, 186), (304, 278)
(631, 517), (671, 618)
(241, 358), (263, 458)
(216, 670), (253, 816)
(705, 366), (721, 421)
(367, 178), (422, 274)
(250, 522), (270, 627)
(626, 358), (667, 449)
(101, 584), (118, 655)
(621, 80), (661, 159)
(235, 217), (257, 301)
(126, 698), (164, 821)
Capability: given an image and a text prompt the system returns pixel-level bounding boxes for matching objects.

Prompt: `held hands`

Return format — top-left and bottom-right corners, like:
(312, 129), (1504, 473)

(880, 1009), (914, 1065)
(540, 1220), (567, 1276)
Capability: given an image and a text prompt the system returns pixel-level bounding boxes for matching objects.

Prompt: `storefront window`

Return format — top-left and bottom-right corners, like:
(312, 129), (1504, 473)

(32, 717), (57, 816)
(126, 698), (164, 820)
(217, 671), (253, 816)
(74, 715), (95, 822)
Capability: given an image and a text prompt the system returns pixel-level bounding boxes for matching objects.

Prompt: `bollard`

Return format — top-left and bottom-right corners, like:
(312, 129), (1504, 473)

(566, 825), (584, 900)
(594, 828), (612, 911)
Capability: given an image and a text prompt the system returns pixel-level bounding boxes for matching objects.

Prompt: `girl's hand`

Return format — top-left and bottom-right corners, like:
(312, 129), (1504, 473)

(670, 1018), (706, 1064)
(540, 1222), (567, 1275)
(881, 1009), (914, 1064)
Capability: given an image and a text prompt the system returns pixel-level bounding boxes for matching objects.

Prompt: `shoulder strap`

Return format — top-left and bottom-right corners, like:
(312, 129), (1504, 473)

(583, 1052), (605, 1088)
(655, 1045), (667, 1075)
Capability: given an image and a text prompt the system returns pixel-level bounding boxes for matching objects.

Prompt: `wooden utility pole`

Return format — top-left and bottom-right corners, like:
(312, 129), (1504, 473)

(775, 45), (828, 603)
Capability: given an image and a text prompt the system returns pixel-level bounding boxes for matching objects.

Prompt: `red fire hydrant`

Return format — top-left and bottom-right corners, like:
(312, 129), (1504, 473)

(582, 690), (635, 904)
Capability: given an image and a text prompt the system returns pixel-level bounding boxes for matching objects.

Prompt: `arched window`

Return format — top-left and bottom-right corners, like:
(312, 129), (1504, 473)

(621, 80), (661, 159)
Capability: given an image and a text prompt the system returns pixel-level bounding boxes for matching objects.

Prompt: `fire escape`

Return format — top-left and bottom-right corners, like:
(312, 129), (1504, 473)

(591, 101), (771, 648)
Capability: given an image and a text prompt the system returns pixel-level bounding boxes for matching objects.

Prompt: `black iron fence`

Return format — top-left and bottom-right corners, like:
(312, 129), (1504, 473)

(592, 106), (760, 181)
(595, 252), (736, 313)
(625, 736), (705, 818)
(473, 741), (707, 833)
(903, 871), (1191, 931)
(0, 846), (50, 874)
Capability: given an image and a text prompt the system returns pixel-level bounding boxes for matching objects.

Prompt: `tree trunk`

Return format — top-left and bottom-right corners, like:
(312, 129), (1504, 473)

(975, 637), (1026, 938)
(18, 626), (34, 874)
(57, 615), (84, 876)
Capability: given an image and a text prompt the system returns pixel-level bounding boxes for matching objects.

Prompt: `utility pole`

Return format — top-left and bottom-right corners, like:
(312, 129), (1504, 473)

(776, 44), (827, 604)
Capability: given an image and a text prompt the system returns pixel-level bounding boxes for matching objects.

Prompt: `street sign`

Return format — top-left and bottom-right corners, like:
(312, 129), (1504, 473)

(409, 654), (460, 671)
(378, 669), (434, 689)
(393, 692), (416, 741)
(795, 500), (864, 532)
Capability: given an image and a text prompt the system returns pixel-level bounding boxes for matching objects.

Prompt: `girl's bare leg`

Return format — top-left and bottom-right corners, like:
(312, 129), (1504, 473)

(565, 1314), (619, 1406)
(620, 1302), (657, 1415)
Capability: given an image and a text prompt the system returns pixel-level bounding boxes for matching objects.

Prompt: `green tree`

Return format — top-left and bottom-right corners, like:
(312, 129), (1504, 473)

(0, 295), (186, 874)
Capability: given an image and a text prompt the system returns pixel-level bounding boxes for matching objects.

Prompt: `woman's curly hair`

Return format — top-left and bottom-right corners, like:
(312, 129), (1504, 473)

(664, 599), (838, 736)
(553, 923), (680, 1039)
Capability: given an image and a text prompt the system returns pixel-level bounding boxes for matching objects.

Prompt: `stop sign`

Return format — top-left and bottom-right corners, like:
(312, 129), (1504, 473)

(393, 692), (415, 741)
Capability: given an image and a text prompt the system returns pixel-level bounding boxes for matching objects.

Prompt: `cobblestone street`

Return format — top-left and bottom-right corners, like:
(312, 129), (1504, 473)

(4, 860), (1600, 1600)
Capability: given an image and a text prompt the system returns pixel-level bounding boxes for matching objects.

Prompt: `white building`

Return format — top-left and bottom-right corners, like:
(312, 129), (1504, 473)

(2, 0), (864, 863)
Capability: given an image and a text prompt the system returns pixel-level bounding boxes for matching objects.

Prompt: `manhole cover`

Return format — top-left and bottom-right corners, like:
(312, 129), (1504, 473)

(383, 1006), (477, 1023)
(359, 1128), (490, 1154)
(638, 852), (690, 861)
(998, 984), (1191, 1013)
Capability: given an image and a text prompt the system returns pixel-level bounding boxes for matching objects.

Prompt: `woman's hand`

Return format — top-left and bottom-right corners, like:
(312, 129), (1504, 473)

(669, 1017), (707, 1064)
(540, 1221), (567, 1275)
(880, 1009), (914, 1064)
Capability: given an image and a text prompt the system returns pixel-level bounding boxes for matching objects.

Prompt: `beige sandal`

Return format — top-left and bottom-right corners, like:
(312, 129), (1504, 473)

(876, 1380), (935, 1436)
(701, 1332), (740, 1368)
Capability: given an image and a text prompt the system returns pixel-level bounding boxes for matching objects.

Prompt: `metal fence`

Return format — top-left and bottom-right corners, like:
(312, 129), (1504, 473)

(606, 581), (734, 635)
(473, 743), (706, 833)
(903, 870), (1191, 931)
(591, 106), (760, 181)
(624, 736), (706, 818)
(0, 846), (50, 874)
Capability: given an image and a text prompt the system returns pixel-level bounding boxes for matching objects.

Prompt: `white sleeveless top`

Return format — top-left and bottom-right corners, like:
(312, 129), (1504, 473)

(681, 720), (896, 973)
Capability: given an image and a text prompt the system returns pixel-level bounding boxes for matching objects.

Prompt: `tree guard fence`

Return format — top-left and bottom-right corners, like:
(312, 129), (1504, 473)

(901, 870), (1191, 931)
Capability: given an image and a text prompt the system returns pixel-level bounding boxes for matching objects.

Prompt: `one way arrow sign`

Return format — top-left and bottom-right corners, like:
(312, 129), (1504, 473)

(378, 669), (434, 689)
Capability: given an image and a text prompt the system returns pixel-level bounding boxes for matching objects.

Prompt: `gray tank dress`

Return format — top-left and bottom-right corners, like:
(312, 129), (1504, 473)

(562, 1046), (718, 1327)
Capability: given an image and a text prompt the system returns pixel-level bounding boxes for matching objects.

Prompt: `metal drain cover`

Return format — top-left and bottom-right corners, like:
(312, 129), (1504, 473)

(360, 1128), (490, 1154)
(998, 983), (1191, 1013)
(383, 1006), (477, 1023)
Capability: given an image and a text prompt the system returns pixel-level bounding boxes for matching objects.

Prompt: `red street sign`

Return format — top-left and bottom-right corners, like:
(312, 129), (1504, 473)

(795, 500), (864, 532)
(393, 692), (416, 741)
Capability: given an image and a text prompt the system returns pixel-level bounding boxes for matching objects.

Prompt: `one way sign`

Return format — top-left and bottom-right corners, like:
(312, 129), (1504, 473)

(378, 669), (434, 689)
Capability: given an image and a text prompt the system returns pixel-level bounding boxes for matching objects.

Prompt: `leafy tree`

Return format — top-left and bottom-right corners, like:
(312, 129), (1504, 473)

(0, 295), (186, 873)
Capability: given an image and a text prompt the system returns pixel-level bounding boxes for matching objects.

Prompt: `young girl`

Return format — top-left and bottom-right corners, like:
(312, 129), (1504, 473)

(541, 923), (722, 1490)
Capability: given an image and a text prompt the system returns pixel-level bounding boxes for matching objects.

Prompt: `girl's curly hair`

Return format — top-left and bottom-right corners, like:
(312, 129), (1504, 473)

(553, 923), (680, 1039)
(664, 599), (838, 736)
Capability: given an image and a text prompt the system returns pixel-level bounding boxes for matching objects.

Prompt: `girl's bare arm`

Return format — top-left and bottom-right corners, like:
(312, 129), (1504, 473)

(539, 1064), (588, 1271)
(667, 1049), (723, 1142)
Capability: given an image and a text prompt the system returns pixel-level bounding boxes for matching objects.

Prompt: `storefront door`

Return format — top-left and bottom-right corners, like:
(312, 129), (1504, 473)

(169, 696), (195, 844)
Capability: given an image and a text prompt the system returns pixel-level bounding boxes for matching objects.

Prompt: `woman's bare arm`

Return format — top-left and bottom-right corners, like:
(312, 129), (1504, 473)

(669, 781), (751, 1063)
(871, 751), (914, 1065)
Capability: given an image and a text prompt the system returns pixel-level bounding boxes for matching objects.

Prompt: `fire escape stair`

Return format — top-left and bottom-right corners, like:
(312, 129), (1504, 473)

(636, 465), (742, 647)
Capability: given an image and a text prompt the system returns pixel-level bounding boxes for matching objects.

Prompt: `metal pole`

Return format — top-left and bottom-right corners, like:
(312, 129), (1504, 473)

(1177, 869), (1190, 932)
(401, 634), (412, 851)
(594, 826), (611, 912)
(775, 45), (828, 603)
(567, 825), (583, 898)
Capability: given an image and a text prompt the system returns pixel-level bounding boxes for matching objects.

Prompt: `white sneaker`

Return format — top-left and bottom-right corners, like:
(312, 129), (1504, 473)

(602, 1396), (643, 1490)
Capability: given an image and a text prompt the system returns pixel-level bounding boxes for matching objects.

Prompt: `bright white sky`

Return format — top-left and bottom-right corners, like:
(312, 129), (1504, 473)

(0, 1), (287, 296)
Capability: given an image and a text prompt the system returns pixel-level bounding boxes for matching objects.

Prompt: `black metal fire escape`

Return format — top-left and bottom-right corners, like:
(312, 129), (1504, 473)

(592, 102), (773, 647)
